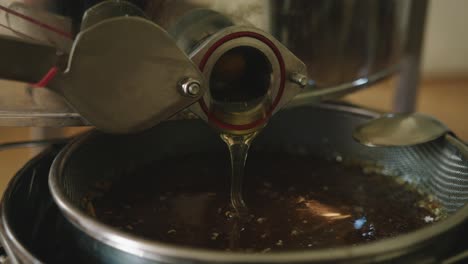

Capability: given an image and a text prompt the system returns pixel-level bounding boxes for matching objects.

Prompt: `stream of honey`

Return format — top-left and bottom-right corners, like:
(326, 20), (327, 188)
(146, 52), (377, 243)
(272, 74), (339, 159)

(219, 131), (259, 218)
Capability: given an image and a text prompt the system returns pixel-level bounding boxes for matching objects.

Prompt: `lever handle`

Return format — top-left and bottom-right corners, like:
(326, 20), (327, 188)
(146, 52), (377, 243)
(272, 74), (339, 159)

(50, 16), (205, 133)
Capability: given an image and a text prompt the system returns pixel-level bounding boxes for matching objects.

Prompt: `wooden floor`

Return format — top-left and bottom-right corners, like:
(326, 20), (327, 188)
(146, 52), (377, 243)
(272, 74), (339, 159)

(0, 77), (466, 195)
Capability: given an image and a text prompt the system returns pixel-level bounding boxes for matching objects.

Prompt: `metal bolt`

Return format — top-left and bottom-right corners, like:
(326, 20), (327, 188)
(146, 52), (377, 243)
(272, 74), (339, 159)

(179, 77), (201, 97)
(289, 72), (308, 88)
(187, 82), (200, 96)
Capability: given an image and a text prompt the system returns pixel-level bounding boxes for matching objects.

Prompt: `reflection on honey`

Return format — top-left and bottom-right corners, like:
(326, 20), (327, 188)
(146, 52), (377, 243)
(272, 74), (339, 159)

(297, 198), (352, 220)
(89, 152), (442, 252)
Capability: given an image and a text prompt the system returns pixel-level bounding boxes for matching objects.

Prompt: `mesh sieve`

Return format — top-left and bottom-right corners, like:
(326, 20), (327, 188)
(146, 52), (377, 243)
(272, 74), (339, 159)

(376, 135), (468, 213)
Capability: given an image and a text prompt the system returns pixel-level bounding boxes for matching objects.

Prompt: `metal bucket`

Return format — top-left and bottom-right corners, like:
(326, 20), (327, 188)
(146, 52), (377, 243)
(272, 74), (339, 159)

(33, 103), (468, 264)
(0, 145), (84, 263)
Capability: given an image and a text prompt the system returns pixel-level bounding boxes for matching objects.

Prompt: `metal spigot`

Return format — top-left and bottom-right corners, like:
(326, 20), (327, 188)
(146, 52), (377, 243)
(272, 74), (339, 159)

(170, 9), (308, 134)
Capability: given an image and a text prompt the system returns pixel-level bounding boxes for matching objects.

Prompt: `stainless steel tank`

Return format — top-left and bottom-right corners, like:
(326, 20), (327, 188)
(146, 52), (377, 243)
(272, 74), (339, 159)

(0, 0), (425, 111)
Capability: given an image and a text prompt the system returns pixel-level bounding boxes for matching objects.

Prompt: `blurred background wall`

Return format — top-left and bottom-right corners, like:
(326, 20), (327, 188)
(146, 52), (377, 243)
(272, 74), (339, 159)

(422, 0), (468, 76)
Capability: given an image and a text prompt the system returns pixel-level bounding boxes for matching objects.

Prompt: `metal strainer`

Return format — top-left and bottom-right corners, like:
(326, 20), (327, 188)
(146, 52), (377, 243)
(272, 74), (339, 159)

(48, 103), (468, 264)
(375, 135), (468, 213)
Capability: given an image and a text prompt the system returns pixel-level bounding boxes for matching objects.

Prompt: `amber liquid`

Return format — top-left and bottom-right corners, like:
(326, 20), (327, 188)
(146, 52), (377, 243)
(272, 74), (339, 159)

(90, 153), (441, 252)
(218, 131), (259, 248)
(219, 132), (259, 218)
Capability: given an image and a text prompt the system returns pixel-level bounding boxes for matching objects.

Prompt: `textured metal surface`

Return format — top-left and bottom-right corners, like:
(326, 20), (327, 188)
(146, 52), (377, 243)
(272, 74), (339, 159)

(378, 134), (468, 213)
(47, 103), (468, 264)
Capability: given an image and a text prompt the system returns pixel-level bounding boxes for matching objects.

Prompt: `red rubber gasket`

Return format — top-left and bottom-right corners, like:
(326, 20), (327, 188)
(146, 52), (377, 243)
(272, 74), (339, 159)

(198, 31), (286, 131)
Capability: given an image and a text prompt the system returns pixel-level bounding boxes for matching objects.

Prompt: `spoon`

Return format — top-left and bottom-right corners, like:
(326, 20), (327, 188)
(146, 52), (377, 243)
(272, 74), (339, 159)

(353, 113), (450, 147)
